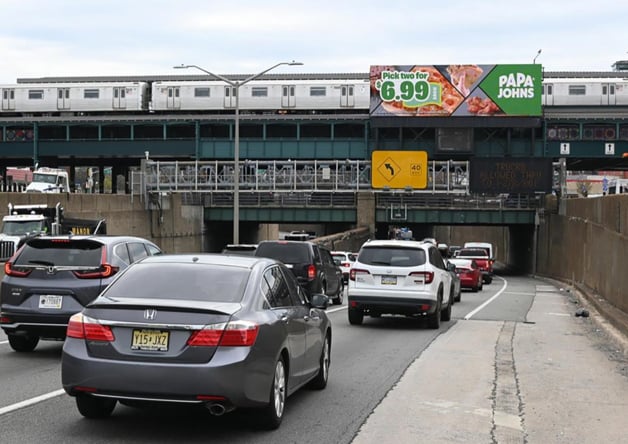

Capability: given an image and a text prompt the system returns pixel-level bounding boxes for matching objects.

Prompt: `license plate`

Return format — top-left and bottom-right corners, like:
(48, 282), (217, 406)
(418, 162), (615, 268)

(38, 295), (63, 309)
(131, 329), (169, 351)
(381, 276), (397, 285)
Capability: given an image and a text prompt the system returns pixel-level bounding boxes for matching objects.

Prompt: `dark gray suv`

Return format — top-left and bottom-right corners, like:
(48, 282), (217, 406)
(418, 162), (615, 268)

(255, 240), (344, 304)
(0, 235), (162, 352)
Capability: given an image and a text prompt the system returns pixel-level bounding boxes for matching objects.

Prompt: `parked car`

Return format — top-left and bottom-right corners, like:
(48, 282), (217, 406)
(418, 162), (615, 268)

(449, 258), (483, 292)
(347, 239), (454, 328)
(445, 258), (462, 302)
(255, 240), (344, 304)
(61, 254), (331, 430)
(221, 244), (258, 256)
(331, 251), (357, 283)
(0, 235), (162, 352)
(454, 247), (494, 284)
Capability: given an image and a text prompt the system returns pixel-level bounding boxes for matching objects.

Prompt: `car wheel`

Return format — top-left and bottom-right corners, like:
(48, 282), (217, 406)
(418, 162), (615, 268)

(348, 307), (363, 325)
(455, 287), (461, 303)
(75, 394), (116, 419)
(258, 356), (287, 430)
(485, 276), (493, 285)
(8, 334), (39, 352)
(334, 282), (344, 305)
(472, 283), (479, 293)
(308, 335), (330, 390)
(479, 279), (484, 291)
(441, 292), (452, 322)
(427, 296), (441, 329)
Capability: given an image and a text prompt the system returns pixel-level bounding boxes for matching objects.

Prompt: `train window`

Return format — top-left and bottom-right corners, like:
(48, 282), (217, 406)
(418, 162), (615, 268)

(568, 85), (586, 95)
(84, 89), (100, 99)
(610, 85), (615, 95)
(544, 84), (553, 95)
(194, 88), (210, 98)
(603, 85), (607, 95)
(251, 87), (268, 97)
(28, 90), (44, 100)
(310, 87), (326, 97)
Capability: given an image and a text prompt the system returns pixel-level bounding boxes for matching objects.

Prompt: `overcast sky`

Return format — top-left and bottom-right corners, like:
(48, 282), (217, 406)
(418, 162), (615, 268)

(1, 0), (626, 83)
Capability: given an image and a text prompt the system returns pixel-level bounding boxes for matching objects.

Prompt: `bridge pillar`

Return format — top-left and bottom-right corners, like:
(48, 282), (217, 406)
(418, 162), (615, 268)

(357, 191), (376, 238)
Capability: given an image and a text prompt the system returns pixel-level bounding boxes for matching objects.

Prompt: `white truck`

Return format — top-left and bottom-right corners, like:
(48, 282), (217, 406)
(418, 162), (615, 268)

(24, 167), (71, 193)
(0, 203), (106, 261)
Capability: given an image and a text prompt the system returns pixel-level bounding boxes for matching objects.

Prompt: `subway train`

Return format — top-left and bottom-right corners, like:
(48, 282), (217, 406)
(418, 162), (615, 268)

(1, 73), (627, 116)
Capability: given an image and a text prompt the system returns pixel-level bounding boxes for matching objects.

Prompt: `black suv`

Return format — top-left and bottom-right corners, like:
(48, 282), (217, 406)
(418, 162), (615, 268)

(255, 240), (344, 304)
(0, 235), (162, 352)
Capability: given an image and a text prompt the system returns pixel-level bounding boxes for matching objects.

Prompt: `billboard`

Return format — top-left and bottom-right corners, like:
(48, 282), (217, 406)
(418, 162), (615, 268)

(469, 158), (553, 194)
(369, 64), (542, 117)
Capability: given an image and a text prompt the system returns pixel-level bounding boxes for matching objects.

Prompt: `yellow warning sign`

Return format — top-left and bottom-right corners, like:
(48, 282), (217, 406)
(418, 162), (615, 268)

(371, 150), (428, 189)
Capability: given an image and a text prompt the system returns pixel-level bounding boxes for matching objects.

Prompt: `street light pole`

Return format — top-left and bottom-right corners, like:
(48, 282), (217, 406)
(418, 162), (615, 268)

(174, 61), (303, 244)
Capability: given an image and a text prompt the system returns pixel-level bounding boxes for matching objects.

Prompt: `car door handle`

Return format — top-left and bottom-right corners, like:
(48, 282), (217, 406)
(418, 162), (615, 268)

(280, 315), (289, 323)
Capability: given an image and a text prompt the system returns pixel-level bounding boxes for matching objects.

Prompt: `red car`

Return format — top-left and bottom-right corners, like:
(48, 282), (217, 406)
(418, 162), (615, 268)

(449, 258), (483, 292)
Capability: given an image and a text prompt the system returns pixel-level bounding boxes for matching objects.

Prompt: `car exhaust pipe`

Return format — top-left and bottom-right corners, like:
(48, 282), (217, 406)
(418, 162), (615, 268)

(206, 403), (226, 416)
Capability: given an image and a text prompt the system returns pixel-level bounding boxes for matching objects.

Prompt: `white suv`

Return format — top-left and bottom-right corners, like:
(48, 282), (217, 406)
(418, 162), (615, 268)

(347, 239), (454, 328)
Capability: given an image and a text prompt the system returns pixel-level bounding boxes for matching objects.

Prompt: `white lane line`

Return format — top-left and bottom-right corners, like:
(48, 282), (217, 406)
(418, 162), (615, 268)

(464, 276), (508, 320)
(0, 340), (8, 345)
(327, 305), (347, 314)
(0, 389), (66, 416)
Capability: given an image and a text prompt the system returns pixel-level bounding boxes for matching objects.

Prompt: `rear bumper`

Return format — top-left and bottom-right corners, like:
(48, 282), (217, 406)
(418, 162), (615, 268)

(348, 295), (438, 316)
(1, 310), (71, 339)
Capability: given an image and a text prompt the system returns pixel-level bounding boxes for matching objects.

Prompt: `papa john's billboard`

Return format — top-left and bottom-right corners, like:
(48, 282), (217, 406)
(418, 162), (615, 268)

(369, 64), (542, 117)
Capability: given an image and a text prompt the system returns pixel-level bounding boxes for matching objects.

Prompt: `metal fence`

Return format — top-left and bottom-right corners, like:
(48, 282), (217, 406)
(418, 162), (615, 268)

(132, 159), (545, 210)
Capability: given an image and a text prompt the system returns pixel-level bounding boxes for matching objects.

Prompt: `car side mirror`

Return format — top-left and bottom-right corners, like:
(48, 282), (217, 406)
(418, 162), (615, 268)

(447, 262), (456, 272)
(334, 259), (341, 266)
(310, 293), (330, 310)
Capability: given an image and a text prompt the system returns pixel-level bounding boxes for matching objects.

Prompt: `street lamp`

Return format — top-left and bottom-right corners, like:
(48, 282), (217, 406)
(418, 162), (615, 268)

(533, 49), (542, 64)
(174, 61), (303, 244)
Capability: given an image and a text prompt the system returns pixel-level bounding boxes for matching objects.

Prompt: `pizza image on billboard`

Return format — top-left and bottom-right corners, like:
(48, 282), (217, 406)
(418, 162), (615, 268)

(369, 64), (542, 117)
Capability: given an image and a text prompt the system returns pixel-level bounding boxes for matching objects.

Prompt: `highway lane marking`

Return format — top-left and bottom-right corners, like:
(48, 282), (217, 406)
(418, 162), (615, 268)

(463, 276), (508, 320)
(0, 340), (8, 345)
(0, 389), (65, 416)
(327, 305), (347, 314)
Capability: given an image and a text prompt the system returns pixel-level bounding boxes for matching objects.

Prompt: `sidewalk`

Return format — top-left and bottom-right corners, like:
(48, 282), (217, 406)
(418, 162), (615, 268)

(351, 282), (628, 444)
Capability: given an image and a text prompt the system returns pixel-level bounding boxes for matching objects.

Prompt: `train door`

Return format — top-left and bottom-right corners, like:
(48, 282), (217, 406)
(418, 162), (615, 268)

(1, 88), (15, 111)
(57, 88), (70, 110)
(224, 86), (236, 108)
(602, 84), (616, 105)
(113, 87), (127, 109)
(167, 86), (180, 109)
(543, 83), (553, 106)
(340, 85), (355, 107)
(281, 85), (296, 108)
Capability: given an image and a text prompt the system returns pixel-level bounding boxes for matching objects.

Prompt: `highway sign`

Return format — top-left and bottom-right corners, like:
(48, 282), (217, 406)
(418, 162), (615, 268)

(371, 150), (428, 189)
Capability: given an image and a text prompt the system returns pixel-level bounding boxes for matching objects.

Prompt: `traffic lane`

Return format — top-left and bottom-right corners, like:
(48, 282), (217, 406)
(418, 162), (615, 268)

(0, 340), (64, 409)
(0, 306), (456, 444)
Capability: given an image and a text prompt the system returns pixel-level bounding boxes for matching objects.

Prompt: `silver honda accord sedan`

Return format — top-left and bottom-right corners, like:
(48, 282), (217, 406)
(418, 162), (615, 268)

(61, 254), (332, 430)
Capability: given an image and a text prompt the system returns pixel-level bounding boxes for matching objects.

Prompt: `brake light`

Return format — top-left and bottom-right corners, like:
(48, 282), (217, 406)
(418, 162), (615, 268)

(341, 262), (350, 267)
(349, 268), (370, 281)
(66, 313), (115, 341)
(4, 261), (32, 277)
(307, 264), (316, 281)
(73, 246), (119, 279)
(187, 321), (259, 347)
(73, 264), (119, 279)
(409, 271), (434, 283)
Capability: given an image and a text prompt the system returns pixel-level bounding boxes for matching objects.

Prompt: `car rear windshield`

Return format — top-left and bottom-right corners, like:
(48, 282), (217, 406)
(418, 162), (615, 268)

(457, 249), (488, 257)
(255, 243), (310, 264)
(15, 238), (103, 267)
(102, 263), (249, 303)
(358, 246), (426, 267)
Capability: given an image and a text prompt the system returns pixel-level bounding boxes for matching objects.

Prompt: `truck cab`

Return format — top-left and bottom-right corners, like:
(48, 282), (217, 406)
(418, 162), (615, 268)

(24, 168), (70, 193)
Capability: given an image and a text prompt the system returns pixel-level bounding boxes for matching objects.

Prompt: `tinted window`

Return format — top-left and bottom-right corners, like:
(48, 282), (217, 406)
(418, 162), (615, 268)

(256, 242), (310, 263)
(15, 239), (103, 266)
(127, 242), (149, 262)
(101, 263), (248, 302)
(113, 243), (131, 264)
(358, 247), (426, 267)
(457, 249), (488, 257)
(263, 266), (293, 308)
(320, 248), (335, 266)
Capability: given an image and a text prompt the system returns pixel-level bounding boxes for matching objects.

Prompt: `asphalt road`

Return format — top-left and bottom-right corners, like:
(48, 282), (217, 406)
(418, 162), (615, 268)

(1, 272), (625, 443)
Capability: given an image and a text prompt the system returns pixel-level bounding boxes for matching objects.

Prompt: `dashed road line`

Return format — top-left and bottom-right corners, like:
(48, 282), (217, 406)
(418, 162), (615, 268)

(0, 389), (65, 416)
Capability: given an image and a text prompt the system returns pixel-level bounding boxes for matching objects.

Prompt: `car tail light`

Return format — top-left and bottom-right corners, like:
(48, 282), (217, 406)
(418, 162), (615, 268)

(341, 262), (350, 267)
(187, 320), (259, 347)
(409, 271), (434, 283)
(349, 268), (370, 281)
(4, 261), (32, 277)
(0, 315), (12, 324)
(73, 246), (119, 279)
(66, 313), (115, 341)
(307, 264), (316, 281)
